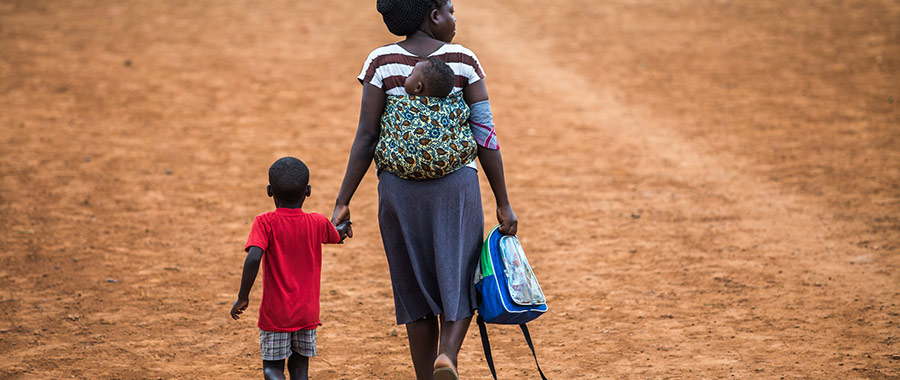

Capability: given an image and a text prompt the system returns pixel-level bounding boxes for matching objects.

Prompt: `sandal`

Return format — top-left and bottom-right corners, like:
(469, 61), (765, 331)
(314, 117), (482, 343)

(433, 354), (459, 380)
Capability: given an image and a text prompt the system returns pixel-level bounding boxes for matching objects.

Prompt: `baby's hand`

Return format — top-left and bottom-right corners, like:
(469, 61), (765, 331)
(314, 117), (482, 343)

(335, 220), (352, 243)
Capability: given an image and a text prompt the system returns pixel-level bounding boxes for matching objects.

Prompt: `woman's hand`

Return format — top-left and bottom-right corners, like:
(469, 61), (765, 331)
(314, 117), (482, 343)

(331, 204), (353, 239)
(496, 204), (517, 236)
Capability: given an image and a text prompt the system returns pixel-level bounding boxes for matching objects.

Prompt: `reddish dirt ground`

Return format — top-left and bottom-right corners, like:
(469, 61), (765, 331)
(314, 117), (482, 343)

(1, 0), (898, 379)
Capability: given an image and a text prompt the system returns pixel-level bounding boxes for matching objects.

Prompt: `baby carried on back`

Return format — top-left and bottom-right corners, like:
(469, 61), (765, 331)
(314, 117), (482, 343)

(375, 57), (496, 180)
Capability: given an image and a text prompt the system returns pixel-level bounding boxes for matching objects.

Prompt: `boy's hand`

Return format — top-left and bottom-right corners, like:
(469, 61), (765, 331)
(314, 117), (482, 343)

(230, 298), (249, 320)
(335, 220), (352, 243)
(331, 204), (353, 239)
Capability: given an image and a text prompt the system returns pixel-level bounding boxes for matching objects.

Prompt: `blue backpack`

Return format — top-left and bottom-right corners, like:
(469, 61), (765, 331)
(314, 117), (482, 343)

(474, 226), (548, 380)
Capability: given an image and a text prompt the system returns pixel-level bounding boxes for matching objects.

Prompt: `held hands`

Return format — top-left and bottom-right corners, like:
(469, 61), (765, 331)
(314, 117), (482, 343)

(331, 204), (353, 240)
(497, 204), (518, 236)
(335, 220), (352, 243)
(230, 298), (249, 320)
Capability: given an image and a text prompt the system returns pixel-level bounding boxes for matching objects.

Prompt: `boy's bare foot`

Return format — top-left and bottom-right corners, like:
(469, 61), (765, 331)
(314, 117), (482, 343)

(433, 354), (458, 380)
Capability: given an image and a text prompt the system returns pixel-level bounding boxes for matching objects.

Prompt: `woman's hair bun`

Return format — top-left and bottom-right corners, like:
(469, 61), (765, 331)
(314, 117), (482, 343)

(377, 0), (434, 36)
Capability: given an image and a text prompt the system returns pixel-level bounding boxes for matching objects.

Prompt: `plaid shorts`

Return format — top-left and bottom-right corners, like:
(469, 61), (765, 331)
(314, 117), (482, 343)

(258, 328), (317, 361)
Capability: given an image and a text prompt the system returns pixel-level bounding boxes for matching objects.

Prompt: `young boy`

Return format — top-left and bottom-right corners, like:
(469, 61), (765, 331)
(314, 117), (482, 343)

(404, 57), (455, 97)
(230, 156), (349, 380)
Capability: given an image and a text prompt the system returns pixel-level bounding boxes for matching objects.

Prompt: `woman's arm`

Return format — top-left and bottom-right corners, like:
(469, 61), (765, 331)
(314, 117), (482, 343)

(465, 80), (518, 236)
(331, 83), (387, 236)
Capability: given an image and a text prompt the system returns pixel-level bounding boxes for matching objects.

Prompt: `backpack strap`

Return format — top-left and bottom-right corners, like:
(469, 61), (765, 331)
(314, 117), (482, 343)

(476, 315), (548, 380)
(476, 315), (498, 380)
(519, 323), (549, 380)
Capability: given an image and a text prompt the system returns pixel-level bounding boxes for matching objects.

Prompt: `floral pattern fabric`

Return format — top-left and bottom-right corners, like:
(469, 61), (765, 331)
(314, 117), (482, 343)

(375, 92), (477, 180)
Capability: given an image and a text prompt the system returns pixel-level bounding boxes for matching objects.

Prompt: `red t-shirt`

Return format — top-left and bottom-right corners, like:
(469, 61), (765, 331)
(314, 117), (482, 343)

(245, 208), (340, 332)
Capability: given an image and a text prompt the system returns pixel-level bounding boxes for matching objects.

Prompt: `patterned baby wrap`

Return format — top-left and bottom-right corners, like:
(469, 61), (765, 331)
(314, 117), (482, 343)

(375, 92), (477, 180)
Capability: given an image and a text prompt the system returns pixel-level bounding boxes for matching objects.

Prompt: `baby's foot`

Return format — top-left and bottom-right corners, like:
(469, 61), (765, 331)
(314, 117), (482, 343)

(433, 354), (458, 380)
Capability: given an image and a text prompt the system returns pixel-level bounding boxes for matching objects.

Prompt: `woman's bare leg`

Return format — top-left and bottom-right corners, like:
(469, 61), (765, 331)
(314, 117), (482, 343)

(435, 315), (472, 370)
(406, 314), (439, 380)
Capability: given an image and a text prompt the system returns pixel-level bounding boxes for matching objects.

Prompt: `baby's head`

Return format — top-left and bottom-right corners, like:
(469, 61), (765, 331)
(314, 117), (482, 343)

(266, 156), (311, 207)
(404, 57), (455, 98)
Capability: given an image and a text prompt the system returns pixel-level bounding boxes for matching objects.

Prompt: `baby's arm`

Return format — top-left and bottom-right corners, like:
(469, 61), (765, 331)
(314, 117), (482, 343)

(230, 246), (263, 320)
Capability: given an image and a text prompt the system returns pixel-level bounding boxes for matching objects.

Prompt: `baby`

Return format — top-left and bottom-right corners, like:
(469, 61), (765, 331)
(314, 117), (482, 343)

(375, 56), (477, 180)
(404, 57), (455, 98)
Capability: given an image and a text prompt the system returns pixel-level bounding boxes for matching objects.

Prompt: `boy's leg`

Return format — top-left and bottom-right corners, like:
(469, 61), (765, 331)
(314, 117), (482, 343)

(287, 352), (309, 380)
(288, 329), (315, 380)
(262, 360), (286, 380)
(406, 314), (439, 380)
(259, 329), (292, 380)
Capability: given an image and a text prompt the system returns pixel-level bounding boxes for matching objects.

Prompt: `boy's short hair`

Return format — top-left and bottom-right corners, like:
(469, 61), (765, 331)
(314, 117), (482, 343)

(423, 57), (455, 98)
(268, 157), (309, 203)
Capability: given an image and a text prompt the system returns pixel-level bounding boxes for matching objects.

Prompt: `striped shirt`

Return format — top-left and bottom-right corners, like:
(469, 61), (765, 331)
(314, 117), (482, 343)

(358, 43), (486, 96)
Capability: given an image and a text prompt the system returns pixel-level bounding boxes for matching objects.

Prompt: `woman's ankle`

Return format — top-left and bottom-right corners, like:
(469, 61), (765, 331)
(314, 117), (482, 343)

(434, 353), (456, 369)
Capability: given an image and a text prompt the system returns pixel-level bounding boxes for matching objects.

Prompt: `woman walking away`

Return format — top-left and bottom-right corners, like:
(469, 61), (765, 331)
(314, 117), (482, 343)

(332, 1), (517, 379)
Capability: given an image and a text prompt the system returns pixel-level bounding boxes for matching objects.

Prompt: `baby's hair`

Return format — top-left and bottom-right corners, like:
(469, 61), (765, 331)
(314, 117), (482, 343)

(423, 57), (455, 98)
(268, 157), (309, 203)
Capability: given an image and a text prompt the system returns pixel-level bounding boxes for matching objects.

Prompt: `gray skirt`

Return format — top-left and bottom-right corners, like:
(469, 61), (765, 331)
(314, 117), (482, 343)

(377, 167), (484, 325)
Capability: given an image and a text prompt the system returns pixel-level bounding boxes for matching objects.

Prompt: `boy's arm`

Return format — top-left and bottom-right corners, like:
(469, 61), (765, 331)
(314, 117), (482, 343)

(230, 246), (263, 320)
